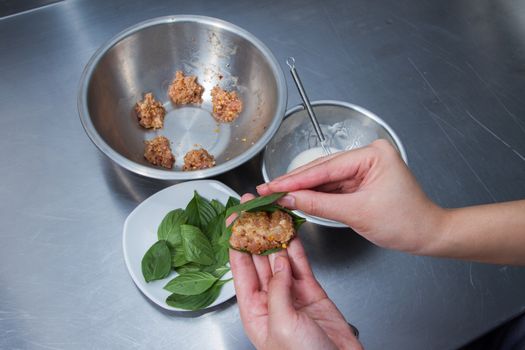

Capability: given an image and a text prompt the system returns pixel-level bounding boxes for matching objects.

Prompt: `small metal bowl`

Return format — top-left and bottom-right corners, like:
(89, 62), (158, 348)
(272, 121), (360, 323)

(262, 100), (407, 227)
(78, 15), (286, 180)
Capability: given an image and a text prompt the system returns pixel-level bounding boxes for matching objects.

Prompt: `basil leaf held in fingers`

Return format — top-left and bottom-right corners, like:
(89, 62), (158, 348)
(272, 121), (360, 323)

(157, 209), (187, 246)
(166, 279), (231, 310)
(291, 214), (306, 231)
(141, 240), (172, 283)
(180, 224), (215, 266)
(185, 191), (217, 231)
(225, 192), (286, 219)
(164, 271), (218, 295)
(259, 247), (283, 256)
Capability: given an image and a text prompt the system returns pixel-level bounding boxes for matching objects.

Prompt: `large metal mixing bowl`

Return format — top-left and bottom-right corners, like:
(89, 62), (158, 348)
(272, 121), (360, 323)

(262, 100), (407, 227)
(78, 15), (287, 180)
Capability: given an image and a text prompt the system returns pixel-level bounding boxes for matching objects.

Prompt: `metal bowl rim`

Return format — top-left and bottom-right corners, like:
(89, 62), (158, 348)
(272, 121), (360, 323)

(261, 99), (408, 227)
(78, 15), (287, 180)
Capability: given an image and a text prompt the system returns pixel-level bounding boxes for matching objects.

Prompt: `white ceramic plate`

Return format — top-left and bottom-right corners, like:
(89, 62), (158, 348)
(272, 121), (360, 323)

(123, 180), (240, 311)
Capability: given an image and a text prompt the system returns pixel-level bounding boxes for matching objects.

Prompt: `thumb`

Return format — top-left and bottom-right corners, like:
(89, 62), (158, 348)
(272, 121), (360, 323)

(268, 255), (296, 322)
(280, 190), (354, 224)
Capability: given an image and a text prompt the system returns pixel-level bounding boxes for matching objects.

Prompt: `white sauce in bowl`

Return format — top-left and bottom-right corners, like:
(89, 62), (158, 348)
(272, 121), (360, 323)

(287, 147), (341, 173)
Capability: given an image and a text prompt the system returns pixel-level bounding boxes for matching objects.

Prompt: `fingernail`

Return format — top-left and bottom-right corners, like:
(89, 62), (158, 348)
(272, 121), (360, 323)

(279, 195), (296, 208)
(256, 183), (268, 191)
(274, 256), (284, 272)
(268, 253), (276, 270)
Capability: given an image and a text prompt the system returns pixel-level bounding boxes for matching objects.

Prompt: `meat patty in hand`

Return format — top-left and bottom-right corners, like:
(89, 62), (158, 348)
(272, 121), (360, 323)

(229, 210), (294, 254)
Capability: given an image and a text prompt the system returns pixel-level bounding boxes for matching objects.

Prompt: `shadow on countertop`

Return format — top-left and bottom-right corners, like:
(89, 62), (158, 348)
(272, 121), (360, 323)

(99, 152), (265, 207)
(299, 222), (375, 269)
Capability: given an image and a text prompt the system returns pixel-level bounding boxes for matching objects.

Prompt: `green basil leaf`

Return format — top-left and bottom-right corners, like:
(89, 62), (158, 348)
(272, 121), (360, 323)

(225, 192), (286, 218)
(219, 225), (231, 246)
(212, 266), (230, 279)
(185, 191), (217, 231)
(228, 245), (250, 254)
(200, 254), (226, 273)
(213, 239), (229, 267)
(180, 224), (215, 266)
(174, 262), (203, 274)
(205, 245), (226, 271)
(165, 279), (229, 310)
(205, 217), (230, 271)
(200, 235), (229, 273)
(246, 204), (278, 213)
(170, 244), (188, 267)
(141, 240), (172, 282)
(292, 216), (306, 231)
(163, 272), (218, 295)
(157, 209), (188, 246)
(225, 196), (240, 210)
(259, 247), (283, 256)
(205, 213), (226, 242)
(210, 199), (226, 216)
(229, 244), (283, 256)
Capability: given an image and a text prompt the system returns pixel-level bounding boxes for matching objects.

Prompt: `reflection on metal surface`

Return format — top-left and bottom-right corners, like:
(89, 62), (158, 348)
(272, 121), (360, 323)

(0, 0), (62, 18)
(2, 0), (525, 349)
(78, 15), (287, 180)
(286, 56), (331, 155)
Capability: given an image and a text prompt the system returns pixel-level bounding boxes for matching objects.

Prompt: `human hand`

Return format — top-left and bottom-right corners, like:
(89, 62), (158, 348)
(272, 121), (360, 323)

(229, 194), (362, 350)
(257, 139), (446, 254)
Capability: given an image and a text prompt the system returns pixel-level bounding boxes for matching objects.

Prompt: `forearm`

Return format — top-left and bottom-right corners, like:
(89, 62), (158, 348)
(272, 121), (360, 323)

(422, 200), (525, 265)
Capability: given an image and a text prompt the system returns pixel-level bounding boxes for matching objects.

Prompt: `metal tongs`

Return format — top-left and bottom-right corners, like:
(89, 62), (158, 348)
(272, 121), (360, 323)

(286, 57), (331, 156)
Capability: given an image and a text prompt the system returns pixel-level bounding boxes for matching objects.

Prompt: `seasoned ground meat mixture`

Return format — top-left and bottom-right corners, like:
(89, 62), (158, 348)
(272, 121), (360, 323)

(183, 148), (216, 171)
(144, 136), (175, 169)
(211, 86), (243, 122)
(135, 93), (166, 129)
(168, 71), (204, 105)
(230, 210), (295, 254)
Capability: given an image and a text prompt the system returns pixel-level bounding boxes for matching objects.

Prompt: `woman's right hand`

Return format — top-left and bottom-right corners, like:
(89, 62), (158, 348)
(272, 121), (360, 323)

(257, 139), (446, 255)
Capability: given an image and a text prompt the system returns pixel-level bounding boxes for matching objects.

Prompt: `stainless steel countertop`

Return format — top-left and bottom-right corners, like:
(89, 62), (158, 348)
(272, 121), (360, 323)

(1, 1), (525, 349)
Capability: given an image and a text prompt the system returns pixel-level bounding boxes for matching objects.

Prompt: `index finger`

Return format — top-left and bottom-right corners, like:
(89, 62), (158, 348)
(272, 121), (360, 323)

(262, 146), (373, 194)
(257, 151), (343, 196)
(229, 194), (260, 301)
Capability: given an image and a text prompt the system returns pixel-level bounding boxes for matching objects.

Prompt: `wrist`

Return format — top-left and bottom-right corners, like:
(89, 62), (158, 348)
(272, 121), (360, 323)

(412, 205), (452, 257)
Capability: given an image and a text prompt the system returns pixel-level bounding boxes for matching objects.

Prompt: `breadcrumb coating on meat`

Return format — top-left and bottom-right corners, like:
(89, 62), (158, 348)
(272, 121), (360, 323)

(183, 148), (216, 171)
(211, 86), (243, 122)
(144, 136), (175, 169)
(230, 210), (294, 254)
(135, 93), (166, 129)
(168, 71), (204, 105)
